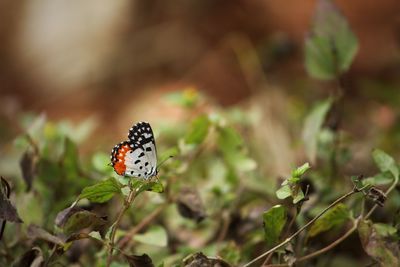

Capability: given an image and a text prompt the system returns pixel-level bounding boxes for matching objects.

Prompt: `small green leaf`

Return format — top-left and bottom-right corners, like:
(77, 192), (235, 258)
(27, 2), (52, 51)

(276, 185), (291, 200)
(263, 205), (287, 247)
(362, 172), (394, 186)
(374, 223), (398, 237)
(133, 225), (167, 247)
(302, 98), (333, 163)
(292, 190), (305, 204)
(184, 115), (210, 145)
(372, 149), (399, 179)
(305, 0), (358, 80)
(292, 163), (311, 178)
(80, 177), (122, 203)
(358, 220), (399, 266)
(351, 175), (364, 190)
(308, 203), (350, 238)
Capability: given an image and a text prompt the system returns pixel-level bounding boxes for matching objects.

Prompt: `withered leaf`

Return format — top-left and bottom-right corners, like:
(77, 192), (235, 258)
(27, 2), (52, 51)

(20, 150), (39, 192)
(124, 253), (155, 267)
(62, 210), (107, 237)
(13, 247), (44, 267)
(0, 177), (23, 223)
(177, 187), (206, 223)
(55, 204), (83, 228)
(367, 187), (387, 207)
(358, 220), (399, 266)
(183, 252), (231, 267)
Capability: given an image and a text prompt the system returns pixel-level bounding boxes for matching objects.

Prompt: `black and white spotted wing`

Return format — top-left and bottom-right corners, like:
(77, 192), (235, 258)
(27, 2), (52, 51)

(125, 122), (157, 179)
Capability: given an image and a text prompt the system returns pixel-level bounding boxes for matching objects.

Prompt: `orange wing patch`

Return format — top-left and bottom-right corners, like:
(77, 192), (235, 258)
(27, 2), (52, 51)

(111, 143), (131, 176)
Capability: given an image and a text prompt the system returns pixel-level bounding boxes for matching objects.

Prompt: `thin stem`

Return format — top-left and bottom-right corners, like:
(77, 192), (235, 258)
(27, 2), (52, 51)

(243, 187), (362, 267)
(263, 220), (358, 267)
(262, 173), (398, 267)
(106, 188), (137, 267)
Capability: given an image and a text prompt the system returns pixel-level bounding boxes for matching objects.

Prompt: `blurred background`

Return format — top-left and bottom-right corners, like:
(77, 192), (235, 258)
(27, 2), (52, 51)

(0, 0), (400, 175)
(1, 1), (400, 266)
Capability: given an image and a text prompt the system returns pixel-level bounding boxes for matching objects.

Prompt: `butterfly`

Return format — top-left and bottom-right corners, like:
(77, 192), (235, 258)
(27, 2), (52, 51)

(110, 122), (158, 179)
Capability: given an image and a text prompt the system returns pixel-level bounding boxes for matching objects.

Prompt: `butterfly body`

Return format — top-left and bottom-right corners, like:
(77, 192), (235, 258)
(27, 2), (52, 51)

(110, 122), (157, 179)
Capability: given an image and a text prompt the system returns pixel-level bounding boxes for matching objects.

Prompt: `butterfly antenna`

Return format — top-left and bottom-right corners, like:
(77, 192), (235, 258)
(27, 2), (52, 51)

(156, 155), (174, 169)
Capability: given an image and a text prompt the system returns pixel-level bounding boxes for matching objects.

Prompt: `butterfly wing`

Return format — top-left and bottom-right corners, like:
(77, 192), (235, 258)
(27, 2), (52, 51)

(128, 122), (157, 176)
(111, 122), (158, 179)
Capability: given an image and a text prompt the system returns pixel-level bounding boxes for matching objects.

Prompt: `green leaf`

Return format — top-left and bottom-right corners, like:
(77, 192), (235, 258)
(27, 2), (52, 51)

(374, 223), (398, 237)
(362, 172), (394, 186)
(293, 190), (305, 204)
(292, 162), (311, 178)
(305, 0), (358, 80)
(358, 220), (400, 266)
(184, 115), (210, 145)
(79, 177), (122, 203)
(276, 185), (291, 200)
(308, 203), (350, 238)
(372, 149), (399, 179)
(302, 98), (333, 163)
(263, 205), (287, 247)
(133, 225), (168, 247)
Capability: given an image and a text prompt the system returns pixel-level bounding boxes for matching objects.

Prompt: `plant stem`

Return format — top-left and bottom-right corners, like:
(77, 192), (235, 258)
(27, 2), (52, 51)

(243, 187), (362, 267)
(261, 173), (398, 267)
(106, 188), (137, 267)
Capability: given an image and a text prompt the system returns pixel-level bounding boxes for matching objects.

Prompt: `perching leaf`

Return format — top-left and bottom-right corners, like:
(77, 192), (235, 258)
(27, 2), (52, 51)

(372, 149), (399, 179)
(305, 0), (358, 79)
(263, 205), (287, 247)
(133, 225), (168, 247)
(308, 203), (350, 238)
(132, 180), (164, 195)
(302, 98), (333, 163)
(185, 115), (210, 145)
(79, 177), (122, 203)
(358, 220), (399, 266)
(124, 254), (155, 267)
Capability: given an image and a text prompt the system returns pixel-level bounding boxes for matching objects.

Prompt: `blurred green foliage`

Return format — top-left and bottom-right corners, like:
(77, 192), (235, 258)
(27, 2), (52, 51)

(1, 1), (399, 266)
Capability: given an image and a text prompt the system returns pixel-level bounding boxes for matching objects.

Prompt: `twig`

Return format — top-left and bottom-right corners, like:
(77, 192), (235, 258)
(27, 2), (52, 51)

(262, 172), (399, 267)
(243, 186), (365, 267)
(118, 203), (166, 250)
(263, 219), (359, 267)
(106, 188), (137, 267)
